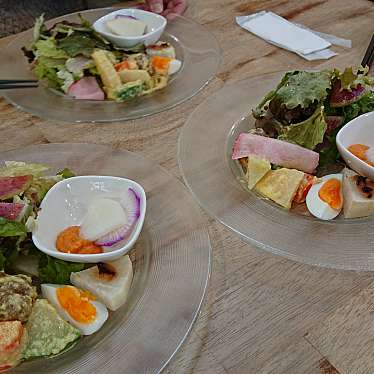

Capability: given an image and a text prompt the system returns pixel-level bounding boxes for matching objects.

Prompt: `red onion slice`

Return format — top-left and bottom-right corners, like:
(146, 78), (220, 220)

(95, 188), (141, 247)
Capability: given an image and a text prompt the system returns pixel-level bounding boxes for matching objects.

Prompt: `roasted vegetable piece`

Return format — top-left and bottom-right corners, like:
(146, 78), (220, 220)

(0, 272), (37, 322)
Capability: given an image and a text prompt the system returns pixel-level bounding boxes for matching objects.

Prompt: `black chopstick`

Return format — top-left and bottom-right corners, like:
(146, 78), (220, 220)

(361, 33), (374, 69)
(0, 79), (39, 90)
(0, 84), (39, 90)
(0, 79), (38, 84)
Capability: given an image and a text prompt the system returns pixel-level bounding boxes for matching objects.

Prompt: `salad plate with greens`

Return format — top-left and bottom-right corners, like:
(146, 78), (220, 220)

(0, 143), (211, 373)
(178, 67), (374, 270)
(0, 8), (220, 122)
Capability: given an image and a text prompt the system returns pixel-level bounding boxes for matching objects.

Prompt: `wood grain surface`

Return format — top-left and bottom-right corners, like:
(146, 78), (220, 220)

(1, 0), (374, 373)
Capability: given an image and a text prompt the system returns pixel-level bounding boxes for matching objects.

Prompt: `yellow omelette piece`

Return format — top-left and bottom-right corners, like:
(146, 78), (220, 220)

(246, 156), (271, 190)
(255, 168), (304, 209)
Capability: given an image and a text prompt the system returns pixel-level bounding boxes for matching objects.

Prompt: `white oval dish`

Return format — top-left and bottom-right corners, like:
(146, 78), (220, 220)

(336, 111), (374, 180)
(32, 175), (146, 263)
(93, 8), (167, 48)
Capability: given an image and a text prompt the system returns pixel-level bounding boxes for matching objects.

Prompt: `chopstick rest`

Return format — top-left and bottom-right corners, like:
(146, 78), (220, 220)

(236, 11), (351, 61)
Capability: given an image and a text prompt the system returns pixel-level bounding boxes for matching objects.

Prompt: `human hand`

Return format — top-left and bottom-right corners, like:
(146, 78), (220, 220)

(138, 0), (187, 20)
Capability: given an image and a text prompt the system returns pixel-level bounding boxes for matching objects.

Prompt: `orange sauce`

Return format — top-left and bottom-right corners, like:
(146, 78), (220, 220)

(56, 286), (96, 323)
(318, 178), (342, 210)
(56, 226), (103, 254)
(348, 144), (374, 167)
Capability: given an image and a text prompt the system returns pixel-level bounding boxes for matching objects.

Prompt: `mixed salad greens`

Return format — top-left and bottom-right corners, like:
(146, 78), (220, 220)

(22, 14), (181, 102)
(252, 67), (374, 170)
(0, 162), (83, 283)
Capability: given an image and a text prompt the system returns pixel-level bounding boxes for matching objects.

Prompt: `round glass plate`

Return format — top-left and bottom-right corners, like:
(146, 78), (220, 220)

(2, 143), (211, 373)
(178, 71), (374, 271)
(0, 8), (220, 123)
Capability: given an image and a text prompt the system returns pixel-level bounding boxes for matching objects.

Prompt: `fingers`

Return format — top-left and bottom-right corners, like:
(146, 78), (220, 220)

(146, 0), (164, 13)
(137, 0), (187, 19)
(136, 3), (149, 10)
(170, 0), (187, 15)
(162, 0), (187, 19)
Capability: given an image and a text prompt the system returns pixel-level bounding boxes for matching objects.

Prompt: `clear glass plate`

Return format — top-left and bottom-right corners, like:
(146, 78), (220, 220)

(0, 8), (221, 123)
(1, 143), (211, 373)
(178, 71), (374, 271)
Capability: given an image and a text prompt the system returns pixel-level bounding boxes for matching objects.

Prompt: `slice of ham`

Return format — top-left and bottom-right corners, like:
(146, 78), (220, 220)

(232, 133), (319, 173)
(68, 77), (105, 101)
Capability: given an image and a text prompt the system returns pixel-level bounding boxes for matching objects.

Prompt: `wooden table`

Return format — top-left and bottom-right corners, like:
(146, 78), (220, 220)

(1, 1), (374, 373)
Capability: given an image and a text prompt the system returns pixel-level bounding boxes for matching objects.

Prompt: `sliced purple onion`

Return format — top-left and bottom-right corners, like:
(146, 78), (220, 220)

(115, 14), (139, 20)
(95, 188), (141, 247)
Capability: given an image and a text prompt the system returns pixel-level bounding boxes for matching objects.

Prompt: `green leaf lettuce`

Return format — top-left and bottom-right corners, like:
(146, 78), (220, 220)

(275, 71), (332, 109)
(39, 255), (85, 284)
(278, 106), (327, 150)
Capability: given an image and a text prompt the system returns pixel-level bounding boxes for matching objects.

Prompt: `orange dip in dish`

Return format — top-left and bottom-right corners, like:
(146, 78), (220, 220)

(56, 226), (103, 254)
(348, 144), (374, 167)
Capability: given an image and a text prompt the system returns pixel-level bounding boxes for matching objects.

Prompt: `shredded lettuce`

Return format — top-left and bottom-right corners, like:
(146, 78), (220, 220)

(0, 218), (27, 270)
(35, 38), (68, 59)
(25, 177), (60, 206)
(278, 106), (327, 150)
(57, 168), (75, 179)
(0, 161), (50, 177)
(0, 217), (26, 238)
(33, 14), (48, 43)
(57, 69), (75, 93)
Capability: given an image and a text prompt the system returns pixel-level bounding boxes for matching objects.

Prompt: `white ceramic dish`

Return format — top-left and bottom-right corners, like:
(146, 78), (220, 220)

(336, 111), (374, 180)
(93, 8), (166, 48)
(32, 175), (146, 263)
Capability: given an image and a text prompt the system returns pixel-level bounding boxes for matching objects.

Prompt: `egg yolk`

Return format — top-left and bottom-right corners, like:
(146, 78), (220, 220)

(151, 56), (171, 73)
(348, 144), (374, 167)
(318, 178), (342, 210)
(56, 226), (103, 254)
(56, 286), (96, 324)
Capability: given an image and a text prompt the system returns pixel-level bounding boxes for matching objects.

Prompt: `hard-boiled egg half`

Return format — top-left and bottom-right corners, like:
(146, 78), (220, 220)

(151, 56), (181, 76)
(306, 174), (343, 220)
(42, 284), (108, 335)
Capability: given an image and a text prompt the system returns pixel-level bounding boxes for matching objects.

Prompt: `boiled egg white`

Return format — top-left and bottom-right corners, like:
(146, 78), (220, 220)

(306, 173), (343, 220)
(41, 284), (108, 335)
(168, 59), (182, 75)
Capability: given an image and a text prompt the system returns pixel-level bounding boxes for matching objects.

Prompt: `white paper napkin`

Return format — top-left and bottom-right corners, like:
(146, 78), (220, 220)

(236, 11), (351, 61)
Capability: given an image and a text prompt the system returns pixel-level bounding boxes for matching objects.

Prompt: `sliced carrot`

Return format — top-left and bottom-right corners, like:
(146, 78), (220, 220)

(115, 60), (130, 72)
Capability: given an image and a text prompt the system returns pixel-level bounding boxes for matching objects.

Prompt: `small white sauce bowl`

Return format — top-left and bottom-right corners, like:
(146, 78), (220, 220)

(336, 111), (374, 180)
(93, 8), (167, 48)
(32, 176), (146, 263)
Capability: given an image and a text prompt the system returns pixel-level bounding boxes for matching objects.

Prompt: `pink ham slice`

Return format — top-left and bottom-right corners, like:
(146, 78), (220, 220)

(232, 133), (319, 173)
(68, 77), (105, 100)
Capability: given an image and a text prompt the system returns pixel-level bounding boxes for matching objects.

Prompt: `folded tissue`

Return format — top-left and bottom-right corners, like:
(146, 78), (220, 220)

(236, 11), (351, 60)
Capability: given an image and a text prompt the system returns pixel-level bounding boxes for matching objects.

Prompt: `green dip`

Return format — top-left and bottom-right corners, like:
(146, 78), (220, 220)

(22, 299), (80, 359)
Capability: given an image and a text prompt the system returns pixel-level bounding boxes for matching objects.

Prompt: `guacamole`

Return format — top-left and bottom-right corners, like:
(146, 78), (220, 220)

(23, 299), (80, 359)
